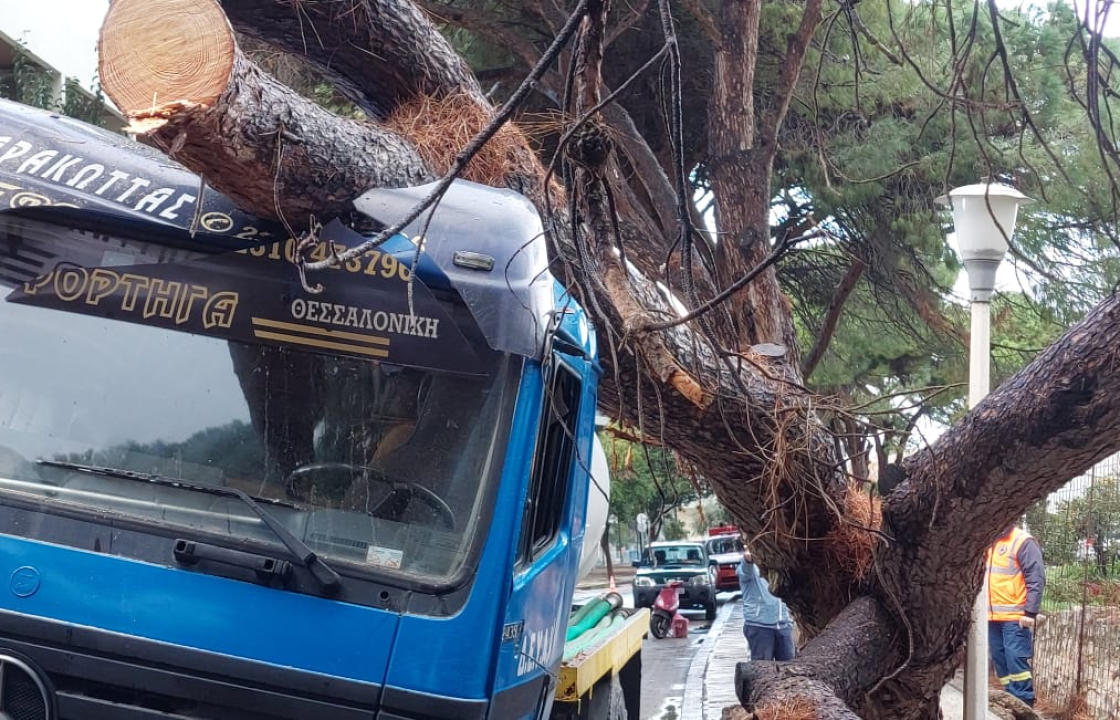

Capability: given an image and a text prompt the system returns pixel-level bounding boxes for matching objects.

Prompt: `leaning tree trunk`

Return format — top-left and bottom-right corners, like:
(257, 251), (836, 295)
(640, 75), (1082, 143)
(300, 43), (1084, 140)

(97, 0), (1120, 717)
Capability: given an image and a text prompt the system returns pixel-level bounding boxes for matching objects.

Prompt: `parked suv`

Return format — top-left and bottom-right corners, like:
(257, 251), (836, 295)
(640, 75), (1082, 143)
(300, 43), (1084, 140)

(705, 533), (744, 592)
(632, 541), (716, 620)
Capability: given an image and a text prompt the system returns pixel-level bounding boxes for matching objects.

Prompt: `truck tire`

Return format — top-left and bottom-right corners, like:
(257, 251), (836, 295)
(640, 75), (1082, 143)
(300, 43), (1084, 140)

(618, 650), (642, 720)
(704, 600), (717, 621)
(562, 674), (626, 720)
(606, 674), (627, 720)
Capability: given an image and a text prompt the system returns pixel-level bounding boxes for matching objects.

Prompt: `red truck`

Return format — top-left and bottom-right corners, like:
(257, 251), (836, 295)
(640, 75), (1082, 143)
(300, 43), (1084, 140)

(704, 527), (744, 592)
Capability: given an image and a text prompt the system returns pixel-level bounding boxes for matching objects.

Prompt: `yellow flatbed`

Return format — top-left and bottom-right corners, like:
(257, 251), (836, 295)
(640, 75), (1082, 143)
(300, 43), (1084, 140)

(551, 607), (648, 720)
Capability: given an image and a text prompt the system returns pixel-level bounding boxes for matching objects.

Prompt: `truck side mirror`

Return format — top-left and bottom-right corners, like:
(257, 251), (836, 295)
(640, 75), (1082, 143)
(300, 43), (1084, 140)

(631, 560), (641, 568)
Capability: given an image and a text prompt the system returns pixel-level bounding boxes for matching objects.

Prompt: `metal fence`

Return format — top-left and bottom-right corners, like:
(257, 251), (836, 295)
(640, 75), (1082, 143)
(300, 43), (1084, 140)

(1028, 455), (1120, 719)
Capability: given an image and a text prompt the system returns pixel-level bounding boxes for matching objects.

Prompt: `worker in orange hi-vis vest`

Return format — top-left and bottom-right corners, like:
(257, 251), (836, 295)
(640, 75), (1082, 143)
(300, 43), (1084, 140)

(986, 524), (1046, 706)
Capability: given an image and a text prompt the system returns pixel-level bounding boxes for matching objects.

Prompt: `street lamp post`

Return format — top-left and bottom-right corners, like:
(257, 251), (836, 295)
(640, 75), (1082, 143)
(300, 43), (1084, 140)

(938, 182), (1031, 720)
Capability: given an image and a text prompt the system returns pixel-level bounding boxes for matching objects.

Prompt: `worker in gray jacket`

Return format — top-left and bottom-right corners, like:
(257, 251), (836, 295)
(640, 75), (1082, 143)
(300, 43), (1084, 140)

(737, 547), (795, 661)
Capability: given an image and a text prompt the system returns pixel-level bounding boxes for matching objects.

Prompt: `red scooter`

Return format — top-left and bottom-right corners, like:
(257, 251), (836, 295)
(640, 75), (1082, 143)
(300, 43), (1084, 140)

(649, 581), (690, 639)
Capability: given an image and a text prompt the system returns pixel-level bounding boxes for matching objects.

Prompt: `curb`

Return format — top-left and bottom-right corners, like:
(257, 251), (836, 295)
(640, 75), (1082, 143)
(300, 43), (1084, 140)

(575, 576), (636, 591)
(680, 599), (736, 720)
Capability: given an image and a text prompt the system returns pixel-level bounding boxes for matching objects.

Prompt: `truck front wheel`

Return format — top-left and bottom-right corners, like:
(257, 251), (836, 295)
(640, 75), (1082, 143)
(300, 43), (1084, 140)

(704, 600), (717, 621)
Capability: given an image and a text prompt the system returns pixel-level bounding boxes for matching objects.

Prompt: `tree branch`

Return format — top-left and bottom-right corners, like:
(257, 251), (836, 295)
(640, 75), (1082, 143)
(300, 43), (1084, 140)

(414, 0), (543, 70)
(606, 0), (652, 47)
(680, 0), (721, 47)
(848, 7), (902, 66)
(218, 0), (483, 116)
(802, 257), (866, 380)
(759, 0), (824, 151)
(600, 102), (681, 238)
(736, 597), (899, 718)
(100, 0), (431, 222)
(894, 291), (1120, 548)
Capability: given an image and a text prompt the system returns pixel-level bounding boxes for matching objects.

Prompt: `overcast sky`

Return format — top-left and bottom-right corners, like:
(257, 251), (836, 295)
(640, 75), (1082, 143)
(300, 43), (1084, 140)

(0, 0), (109, 91)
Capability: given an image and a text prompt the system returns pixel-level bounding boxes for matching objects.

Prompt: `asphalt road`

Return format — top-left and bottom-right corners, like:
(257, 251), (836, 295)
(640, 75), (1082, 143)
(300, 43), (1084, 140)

(571, 583), (741, 720)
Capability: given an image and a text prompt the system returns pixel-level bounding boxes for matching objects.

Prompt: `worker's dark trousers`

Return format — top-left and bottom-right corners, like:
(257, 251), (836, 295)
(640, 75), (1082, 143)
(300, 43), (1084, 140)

(743, 623), (794, 661)
(988, 620), (1034, 705)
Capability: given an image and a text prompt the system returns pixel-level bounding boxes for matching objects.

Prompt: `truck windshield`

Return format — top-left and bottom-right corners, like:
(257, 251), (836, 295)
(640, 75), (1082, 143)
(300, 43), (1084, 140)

(706, 536), (742, 556)
(651, 545), (706, 567)
(0, 216), (516, 586)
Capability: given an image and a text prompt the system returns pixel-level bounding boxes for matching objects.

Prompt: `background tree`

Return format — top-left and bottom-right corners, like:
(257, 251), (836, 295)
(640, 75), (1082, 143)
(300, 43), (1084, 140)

(90, 0), (1120, 716)
(600, 432), (703, 544)
(1041, 476), (1120, 576)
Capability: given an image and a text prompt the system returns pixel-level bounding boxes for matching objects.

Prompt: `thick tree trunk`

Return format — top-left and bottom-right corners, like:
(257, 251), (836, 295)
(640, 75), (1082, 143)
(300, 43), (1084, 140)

(737, 597), (897, 719)
(99, 0), (431, 224)
(215, 0), (549, 200)
(707, 0), (818, 354)
(735, 292), (1120, 719)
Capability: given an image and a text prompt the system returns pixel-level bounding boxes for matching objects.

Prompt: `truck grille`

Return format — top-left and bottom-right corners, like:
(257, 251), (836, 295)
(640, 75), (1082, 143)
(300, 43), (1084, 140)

(0, 654), (50, 720)
(0, 639), (375, 720)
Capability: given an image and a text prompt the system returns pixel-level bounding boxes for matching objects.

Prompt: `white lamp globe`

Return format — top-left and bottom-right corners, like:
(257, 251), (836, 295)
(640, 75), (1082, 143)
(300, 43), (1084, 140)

(937, 183), (1032, 301)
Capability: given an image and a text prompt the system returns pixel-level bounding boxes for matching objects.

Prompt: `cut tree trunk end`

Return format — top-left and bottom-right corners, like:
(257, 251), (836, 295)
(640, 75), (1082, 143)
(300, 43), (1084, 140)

(98, 0), (431, 224)
(99, 0), (235, 130)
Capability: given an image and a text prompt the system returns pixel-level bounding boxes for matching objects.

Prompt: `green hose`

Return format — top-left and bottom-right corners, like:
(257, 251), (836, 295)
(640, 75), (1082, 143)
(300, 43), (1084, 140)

(564, 614), (612, 657)
(562, 612), (627, 662)
(567, 595), (604, 630)
(565, 592), (622, 642)
(566, 598), (608, 641)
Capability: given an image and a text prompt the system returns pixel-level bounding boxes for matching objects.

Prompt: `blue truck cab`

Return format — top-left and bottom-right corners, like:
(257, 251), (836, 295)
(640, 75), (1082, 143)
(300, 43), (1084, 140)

(0, 99), (607, 719)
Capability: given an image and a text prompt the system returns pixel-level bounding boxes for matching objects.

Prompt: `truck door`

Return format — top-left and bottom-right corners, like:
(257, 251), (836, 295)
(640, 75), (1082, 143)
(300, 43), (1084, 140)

(490, 349), (595, 719)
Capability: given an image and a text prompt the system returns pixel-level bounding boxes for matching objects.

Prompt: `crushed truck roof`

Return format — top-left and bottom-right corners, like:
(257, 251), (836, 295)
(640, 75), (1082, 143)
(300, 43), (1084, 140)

(0, 98), (564, 360)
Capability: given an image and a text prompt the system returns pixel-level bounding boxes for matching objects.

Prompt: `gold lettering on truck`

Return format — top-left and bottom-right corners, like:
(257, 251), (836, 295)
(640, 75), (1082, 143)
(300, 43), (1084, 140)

(22, 268), (239, 329)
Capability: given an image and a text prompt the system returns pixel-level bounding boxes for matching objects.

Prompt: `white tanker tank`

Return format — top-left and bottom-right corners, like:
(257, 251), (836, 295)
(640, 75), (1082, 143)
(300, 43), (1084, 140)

(577, 435), (611, 582)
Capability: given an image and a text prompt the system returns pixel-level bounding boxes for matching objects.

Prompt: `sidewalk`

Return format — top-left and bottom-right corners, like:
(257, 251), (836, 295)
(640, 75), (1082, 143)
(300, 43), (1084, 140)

(576, 565), (636, 589)
(681, 602), (1001, 720)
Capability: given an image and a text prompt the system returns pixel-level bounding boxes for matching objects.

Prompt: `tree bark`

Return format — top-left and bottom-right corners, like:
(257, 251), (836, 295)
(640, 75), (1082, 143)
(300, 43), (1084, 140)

(100, 0), (431, 224)
(737, 597), (898, 719)
(707, 0), (820, 353)
(216, 0), (548, 199)
(218, 0), (485, 118)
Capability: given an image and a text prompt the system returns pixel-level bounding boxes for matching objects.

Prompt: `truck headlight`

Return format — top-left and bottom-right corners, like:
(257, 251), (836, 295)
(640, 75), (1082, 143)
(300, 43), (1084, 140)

(634, 576), (654, 587)
(690, 574), (710, 586)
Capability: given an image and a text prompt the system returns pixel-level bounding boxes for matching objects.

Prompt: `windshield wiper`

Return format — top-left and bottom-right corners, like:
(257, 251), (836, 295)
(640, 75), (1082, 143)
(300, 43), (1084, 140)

(36, 459), (341, 593)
